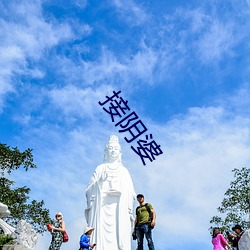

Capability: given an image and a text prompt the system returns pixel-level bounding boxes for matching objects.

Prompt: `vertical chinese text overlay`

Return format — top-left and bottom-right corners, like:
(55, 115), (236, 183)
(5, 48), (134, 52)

(98, 91), (163, 165)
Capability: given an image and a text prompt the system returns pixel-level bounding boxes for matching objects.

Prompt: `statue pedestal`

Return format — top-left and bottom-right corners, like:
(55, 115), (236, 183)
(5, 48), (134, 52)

(1, 245), (26, 250)
(239, 229), (250, 250)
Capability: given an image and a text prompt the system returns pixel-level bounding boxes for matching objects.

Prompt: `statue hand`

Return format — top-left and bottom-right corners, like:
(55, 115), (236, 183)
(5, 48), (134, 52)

(130, 213), (135, 222)
(88, 201), (93, 208)
(101, 171), (108, 181)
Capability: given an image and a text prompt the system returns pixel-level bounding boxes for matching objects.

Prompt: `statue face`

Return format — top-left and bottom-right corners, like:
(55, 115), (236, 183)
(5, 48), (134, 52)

(107, 142), (120, 160)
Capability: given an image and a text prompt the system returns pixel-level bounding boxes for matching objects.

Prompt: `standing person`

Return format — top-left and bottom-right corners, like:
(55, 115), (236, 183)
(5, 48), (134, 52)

(85, 135), (136, 250)
(133, 194), (156, 250)
(211, 227), (232, 250)
(48, 212), (66, 250)
(231, 225), (244, 250)
(79, 227), (96, 250)
(226, 231), (238, 249)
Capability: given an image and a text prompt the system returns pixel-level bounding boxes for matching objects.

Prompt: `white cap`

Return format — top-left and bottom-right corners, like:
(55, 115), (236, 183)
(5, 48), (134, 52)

(55, 212), (63, 218)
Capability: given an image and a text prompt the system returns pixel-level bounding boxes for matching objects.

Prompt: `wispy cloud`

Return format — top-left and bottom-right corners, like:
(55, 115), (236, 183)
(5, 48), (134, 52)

(1, 1), (250, 250)
(48, 84), (114, 120)
(0, 0), (74, 110)
(16, 97), (250, 249)
(73, 0), (87, 9)
(112, 0), (148, 26)
(80, 45), (158, 86)
(196, 20), (235, 63)
(10, 80), (250, 249)
(136, 106), (250, 248)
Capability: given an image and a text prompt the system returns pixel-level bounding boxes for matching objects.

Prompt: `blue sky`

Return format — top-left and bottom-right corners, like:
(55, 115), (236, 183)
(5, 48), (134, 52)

(1, 0), (250, 249)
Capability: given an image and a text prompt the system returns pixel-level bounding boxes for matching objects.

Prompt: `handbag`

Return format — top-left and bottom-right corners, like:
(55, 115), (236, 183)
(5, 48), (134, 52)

(132, 230), (137, 240)
(62, 231), (69, 242)
(46, 224), (52, 232)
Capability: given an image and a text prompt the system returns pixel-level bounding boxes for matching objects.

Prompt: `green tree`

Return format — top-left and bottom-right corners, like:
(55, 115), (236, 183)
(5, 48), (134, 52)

(0, 143), (52, 233)
(210, 167), (250, 232)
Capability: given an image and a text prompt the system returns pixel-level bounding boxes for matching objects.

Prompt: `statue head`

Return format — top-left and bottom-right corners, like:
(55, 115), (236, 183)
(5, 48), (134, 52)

(0, 202), (10, 218)
(104, 135), (122, 163)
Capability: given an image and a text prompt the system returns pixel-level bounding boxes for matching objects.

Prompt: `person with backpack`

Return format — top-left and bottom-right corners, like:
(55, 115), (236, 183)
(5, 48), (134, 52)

(132, 194), (156, 250)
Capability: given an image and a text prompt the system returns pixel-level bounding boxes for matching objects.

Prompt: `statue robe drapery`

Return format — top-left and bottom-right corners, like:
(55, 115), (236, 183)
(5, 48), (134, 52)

(85, 163), (136, 250)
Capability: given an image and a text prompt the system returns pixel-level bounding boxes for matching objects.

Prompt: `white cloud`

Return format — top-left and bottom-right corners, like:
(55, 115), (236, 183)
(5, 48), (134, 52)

(135, 106), (250, 247)
(11, 96), (250, 249)
(196, 20), (235, 63)
(159, 7), (240, 67)
(0, 0), (74, 110)
(2, 2), (250, 250)
(0, 45), (25, 110)
(48, 84), (115, 120)
(81, 48), (127, 85)
(189, 8), (210, 33)
(223, 84), (250, 115)
(73, 0), (87, 9)
(112, 0), (148, 26)
(81, 45), (158, 86)
(127, 42), (158, 84)
(0, 2), (73, 58)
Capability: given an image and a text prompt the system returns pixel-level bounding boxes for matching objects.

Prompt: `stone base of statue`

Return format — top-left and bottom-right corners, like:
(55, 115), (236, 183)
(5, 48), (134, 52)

(239, 229), (250, 250)
(1, 245), (26, 250)
(12, 220), (38, 250)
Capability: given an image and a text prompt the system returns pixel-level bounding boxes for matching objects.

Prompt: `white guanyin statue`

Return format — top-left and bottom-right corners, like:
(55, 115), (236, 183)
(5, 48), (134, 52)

(85, 135), (136, 250)
(13, 220), (38, 250)
(0, 202), (15, 235)
(0, 202), (38, 250)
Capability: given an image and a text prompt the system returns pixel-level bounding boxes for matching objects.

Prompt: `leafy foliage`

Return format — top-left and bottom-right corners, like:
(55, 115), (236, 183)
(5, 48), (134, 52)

(0, 144), (36, 175)
(210, 167), (250, 232)
(0, 234), (14, 246)
(0, 143), (52, 233)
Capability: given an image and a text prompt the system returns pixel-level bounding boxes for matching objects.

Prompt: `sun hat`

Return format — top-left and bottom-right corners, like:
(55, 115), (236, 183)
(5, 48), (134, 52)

(55, 212), (63, 218)
(84, 227), (95, 234)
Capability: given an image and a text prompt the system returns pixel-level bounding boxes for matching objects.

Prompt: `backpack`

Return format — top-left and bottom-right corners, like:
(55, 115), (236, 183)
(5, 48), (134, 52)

(136, 203), (154, 229)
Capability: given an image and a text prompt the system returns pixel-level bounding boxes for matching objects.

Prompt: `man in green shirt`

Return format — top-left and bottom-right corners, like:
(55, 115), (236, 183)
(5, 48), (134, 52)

(133, 194), (156, 250)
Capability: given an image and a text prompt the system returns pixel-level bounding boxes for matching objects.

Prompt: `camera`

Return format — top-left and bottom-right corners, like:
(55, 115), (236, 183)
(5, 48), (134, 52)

(132, 231), (137, 240)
